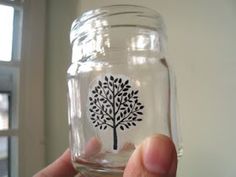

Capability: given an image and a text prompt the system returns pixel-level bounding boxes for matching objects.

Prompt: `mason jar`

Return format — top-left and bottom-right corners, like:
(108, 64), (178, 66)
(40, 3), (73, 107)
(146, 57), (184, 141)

(67, 4), (182, 177)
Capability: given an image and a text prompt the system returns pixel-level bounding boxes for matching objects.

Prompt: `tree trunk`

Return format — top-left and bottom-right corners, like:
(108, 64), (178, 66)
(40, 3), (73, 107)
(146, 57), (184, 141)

(113, 127), (118, 150)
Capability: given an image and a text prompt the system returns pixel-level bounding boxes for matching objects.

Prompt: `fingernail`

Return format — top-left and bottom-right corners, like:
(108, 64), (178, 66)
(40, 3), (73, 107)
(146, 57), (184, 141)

(142, 135), (174, 175)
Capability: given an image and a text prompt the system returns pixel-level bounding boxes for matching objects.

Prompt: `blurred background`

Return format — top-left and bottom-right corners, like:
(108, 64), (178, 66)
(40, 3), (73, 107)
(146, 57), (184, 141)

(0, 0), (235, 177)
(45, 0), (236, 177)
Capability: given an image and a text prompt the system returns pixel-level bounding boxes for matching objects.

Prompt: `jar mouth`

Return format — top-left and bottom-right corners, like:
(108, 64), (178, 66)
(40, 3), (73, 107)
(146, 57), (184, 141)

(70, 4), (166, 44)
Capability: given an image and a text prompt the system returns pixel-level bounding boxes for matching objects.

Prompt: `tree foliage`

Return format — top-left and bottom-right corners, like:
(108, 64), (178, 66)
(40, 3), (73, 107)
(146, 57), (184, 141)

(88, 75), (144, 149)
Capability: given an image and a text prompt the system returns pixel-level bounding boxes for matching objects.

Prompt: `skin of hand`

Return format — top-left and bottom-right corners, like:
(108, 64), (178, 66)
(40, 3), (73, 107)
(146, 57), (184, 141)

(33, 134), (177, 177)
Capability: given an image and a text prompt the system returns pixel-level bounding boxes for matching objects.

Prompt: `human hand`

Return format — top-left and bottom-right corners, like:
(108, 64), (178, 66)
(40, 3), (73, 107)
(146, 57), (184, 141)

(33, 134), (177, 177)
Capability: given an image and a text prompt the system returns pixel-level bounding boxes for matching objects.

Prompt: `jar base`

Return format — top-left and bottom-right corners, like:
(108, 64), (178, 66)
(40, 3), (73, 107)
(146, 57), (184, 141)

(73, 161), (124, 177)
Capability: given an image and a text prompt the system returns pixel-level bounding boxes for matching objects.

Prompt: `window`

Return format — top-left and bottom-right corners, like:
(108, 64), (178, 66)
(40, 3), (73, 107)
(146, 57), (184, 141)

(0, 93), (10, 177)
(0, 0), (45, 176)
(0, 2), (21, 177)
(0, 5), (14, 61)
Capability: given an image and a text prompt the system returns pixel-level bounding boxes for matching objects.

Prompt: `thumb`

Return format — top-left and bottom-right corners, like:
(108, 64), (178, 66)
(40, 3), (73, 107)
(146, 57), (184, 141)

(124, 134), (177, 177)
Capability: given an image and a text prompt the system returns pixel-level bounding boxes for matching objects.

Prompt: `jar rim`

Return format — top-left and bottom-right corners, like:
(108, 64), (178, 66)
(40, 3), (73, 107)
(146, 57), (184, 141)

(79, 4), (160, 23)
(70, 4), (165, 44)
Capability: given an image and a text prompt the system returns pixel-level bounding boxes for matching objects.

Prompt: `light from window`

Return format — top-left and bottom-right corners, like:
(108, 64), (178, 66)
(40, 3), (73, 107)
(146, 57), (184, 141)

(0, 93), (9, 130)
(0, 137), (9, 177)
(0, 5), (14, 61)
(0, 93), (10, 177)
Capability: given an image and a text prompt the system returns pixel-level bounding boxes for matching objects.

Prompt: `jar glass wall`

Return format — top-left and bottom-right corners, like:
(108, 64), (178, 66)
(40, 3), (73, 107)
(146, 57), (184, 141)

(67, 5), (182, 177)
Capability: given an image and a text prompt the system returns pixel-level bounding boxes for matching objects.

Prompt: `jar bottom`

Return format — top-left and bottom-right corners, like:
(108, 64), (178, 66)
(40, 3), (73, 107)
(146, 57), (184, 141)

(73, 160), (125, 177)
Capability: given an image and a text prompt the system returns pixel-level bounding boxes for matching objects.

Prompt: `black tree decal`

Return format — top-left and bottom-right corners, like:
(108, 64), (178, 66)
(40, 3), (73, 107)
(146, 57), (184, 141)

(88, 75), (144, 150)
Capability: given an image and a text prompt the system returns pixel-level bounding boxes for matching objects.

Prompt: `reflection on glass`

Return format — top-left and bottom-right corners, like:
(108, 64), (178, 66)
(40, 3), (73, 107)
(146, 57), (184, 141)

(130, 32), (160, 52)
(0, 137), (9, 177)
(0, 93), (9, 130)
(0, 5), (14, 61)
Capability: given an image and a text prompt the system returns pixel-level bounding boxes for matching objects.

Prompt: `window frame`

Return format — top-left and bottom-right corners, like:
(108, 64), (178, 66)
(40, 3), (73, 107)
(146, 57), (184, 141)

(0, 0), (46, 176)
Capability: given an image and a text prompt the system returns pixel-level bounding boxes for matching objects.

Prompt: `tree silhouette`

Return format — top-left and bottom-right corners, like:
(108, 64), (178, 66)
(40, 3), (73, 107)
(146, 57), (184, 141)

(89, 75), (144, 150)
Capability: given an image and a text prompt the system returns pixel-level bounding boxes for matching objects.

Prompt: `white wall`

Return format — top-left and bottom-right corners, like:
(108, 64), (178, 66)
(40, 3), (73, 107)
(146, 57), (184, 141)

(46, 0), (236, 177)
(45, 0), (77, 163)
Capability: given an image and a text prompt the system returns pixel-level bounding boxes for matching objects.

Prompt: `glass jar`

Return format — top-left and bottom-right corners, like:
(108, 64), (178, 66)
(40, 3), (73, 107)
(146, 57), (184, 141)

(67, 4), (182, 177)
